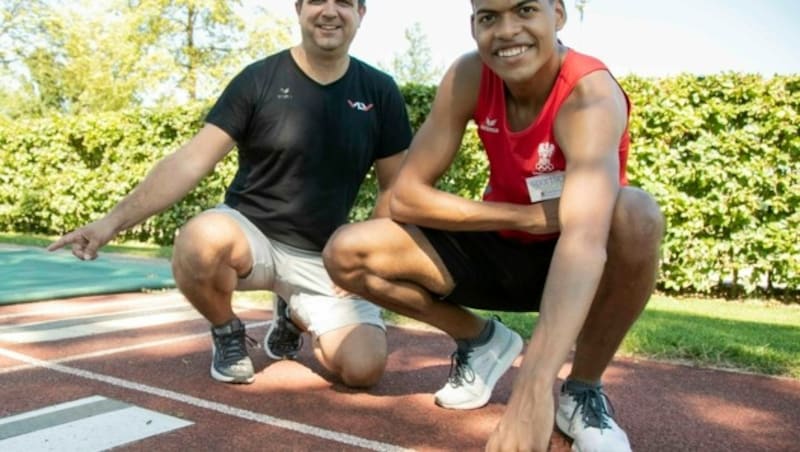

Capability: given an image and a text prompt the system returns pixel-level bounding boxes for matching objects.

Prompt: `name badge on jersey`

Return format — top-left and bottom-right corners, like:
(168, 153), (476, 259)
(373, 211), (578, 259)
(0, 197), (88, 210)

(526, 171), (565, 202)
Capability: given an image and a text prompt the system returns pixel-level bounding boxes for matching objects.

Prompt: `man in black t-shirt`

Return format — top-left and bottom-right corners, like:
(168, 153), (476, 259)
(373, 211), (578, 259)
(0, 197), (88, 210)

(49, 0), (411, 388)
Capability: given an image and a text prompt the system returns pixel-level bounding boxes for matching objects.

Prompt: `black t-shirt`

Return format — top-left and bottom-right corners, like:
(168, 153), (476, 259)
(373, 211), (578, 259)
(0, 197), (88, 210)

(206, 50), (412, 251)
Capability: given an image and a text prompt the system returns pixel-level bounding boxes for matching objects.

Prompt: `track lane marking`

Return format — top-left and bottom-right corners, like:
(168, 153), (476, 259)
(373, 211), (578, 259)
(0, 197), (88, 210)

(0, 302), (266, 344)
(0, 347), (411, 452)
(0, 322), (269, 375)
(0, 293), (186, 321)
(0, 397), (192, 451)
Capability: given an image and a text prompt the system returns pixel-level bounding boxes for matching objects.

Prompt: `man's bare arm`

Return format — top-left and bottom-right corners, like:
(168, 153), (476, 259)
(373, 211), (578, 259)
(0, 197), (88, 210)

(48, 124), (236, 259)
(516, 69), (628, 385)
(390, 53), (558, 234)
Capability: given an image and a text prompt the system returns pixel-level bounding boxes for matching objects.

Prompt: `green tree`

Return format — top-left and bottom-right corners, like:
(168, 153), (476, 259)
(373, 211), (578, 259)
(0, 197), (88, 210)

(244, 3), (294, 62)
(0, 0), (42, 65)
(0, 0), (291, 117)
(387, 22), (441, 86)
(0, 1), (146, 116)
(0, 0), (56, 116)
(575, 0), (590, 21)
(124, 0), (292, 104)
(130, 0), (247, 102)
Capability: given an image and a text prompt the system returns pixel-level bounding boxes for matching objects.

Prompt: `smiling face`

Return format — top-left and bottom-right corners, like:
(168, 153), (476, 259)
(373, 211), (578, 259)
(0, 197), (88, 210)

(295, 0), (365, 57)
(470, 0), (565, 85)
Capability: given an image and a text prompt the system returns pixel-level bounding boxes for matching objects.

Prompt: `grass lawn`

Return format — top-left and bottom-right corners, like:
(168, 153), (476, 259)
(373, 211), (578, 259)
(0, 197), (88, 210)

(3, 233), (798, 379)
(472, 296), (800, 379)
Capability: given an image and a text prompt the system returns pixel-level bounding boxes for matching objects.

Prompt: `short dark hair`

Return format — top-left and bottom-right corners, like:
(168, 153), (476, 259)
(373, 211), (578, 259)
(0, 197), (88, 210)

(297, 0), (365, 5)
(470, 0), (560, 5)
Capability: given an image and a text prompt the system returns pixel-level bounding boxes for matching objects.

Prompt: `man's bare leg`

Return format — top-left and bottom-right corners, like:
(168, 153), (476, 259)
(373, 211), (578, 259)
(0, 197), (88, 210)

(324, 219), (487, 340)
(313, 324), (388, 388)
(171, 212), (254, 325)
(569, 187), (664, 382)
(171, 212), (257, 383)
(324, 219), (523, 409)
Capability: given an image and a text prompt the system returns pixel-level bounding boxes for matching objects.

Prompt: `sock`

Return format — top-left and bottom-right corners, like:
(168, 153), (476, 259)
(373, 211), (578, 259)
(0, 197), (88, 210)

(564, 378), (602, 392)
(212, 317), (242, 333)
(469, 317), (496, 347)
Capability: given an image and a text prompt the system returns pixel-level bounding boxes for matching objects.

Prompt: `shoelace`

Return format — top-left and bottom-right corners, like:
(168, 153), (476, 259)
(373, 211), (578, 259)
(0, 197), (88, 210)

(445, 317), (504, 388)
(217, 330), (258, 362)
(446, 343), (476, 387)
(567, 386), (616, 430)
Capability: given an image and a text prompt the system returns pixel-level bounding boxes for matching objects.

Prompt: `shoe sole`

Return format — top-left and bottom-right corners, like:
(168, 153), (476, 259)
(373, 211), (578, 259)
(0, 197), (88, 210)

(209, 345), (255, 384)
(435, 330), (524, 410)
(554, 407), (632, 452)
(263, 320), (299, 361)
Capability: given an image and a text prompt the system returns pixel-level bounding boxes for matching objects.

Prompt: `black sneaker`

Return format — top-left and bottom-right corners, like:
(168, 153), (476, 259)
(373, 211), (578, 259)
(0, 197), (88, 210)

(264, 296), (304, 360)
(210, 317), (256, 384)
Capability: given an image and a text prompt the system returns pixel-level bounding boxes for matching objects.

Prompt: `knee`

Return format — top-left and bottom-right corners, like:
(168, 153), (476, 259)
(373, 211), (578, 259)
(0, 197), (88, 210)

(323, 225), (370, 287)
(321, 325), (388, 388)
(612, 188), (665, 249)
(338, 352), (387, 388)
(172, 215), (232, 281)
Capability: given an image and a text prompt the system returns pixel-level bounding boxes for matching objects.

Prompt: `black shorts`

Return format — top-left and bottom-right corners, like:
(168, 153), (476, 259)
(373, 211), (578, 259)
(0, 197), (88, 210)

(419, 228), (557, 312)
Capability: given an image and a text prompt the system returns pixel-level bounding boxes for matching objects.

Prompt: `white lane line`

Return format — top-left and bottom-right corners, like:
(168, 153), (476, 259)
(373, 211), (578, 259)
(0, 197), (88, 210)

(0, 303), (266, 344)
(0, 302), (190, 331)
(0, 311), (205, 344)
(0, 294), (269, 322)
(0, 321), (269, 376)
(0, 348), (411, 452)
(0, 396), (106, 426)
(1, 401), (192, 451)
(0, 293), (186, 321)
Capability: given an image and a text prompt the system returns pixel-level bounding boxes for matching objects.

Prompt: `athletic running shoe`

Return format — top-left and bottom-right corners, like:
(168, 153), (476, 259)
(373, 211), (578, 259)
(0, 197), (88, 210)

(210, 317), (256, 384)
(556, 380), (632, 452)
(264, 296), (304, 360)
(434, 317), (523, 410)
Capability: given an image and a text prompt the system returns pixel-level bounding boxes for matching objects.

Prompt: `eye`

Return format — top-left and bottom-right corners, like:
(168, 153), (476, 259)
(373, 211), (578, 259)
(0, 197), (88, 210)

(518, 5), (537, 16)
(477, 13), (496, 25)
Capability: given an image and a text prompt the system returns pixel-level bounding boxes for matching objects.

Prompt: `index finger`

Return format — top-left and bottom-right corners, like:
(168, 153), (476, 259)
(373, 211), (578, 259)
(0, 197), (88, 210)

(47, 231), (78, 252)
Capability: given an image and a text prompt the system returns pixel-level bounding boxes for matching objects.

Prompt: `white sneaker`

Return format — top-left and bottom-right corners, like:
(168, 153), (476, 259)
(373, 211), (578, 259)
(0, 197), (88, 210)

(555, 381), (632, 452)
(434, 318), (523, 410)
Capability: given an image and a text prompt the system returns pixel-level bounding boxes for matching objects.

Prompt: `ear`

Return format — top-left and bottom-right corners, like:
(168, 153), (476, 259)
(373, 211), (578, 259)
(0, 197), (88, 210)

(554, 0), (567, 31)
(470, 14), (477, 40)
(358, 3), (366, 21)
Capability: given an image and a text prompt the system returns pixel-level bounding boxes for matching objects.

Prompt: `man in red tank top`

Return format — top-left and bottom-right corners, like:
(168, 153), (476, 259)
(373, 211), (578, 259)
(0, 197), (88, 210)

(325, 1), (664, 451)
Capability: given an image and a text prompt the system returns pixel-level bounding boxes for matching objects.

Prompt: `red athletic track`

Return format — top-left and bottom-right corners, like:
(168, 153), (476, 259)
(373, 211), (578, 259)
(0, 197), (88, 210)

(1, 291), (798, 451)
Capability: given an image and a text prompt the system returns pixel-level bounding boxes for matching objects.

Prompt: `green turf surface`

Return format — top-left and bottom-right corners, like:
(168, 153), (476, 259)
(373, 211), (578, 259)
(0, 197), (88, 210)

(0, 245), (175, 304)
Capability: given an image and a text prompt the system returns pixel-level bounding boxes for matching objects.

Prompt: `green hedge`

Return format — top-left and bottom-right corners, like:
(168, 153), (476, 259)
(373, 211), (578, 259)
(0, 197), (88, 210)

(0, 104), (237, 245)
(1, 74), (797, 297)
(623, 74), (799, 297)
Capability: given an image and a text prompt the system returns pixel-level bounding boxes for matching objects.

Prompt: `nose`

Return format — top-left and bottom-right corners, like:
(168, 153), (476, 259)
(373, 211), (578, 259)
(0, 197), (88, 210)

(321, 0), (337, 17)
(495, 15), (521, 40)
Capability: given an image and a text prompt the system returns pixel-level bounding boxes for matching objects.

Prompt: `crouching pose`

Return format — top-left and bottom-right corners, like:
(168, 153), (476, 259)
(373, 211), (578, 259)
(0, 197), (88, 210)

(50, 0), (411, 389)
(323, 0), (663, 450)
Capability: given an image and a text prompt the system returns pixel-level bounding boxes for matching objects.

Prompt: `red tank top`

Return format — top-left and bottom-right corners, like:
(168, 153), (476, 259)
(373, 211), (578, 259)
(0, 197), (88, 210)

(474, 49), (631, 243)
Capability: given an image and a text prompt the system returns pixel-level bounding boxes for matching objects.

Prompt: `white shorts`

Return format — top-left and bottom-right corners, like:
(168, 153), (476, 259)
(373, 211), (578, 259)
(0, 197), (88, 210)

(210, 205), (384, 337)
